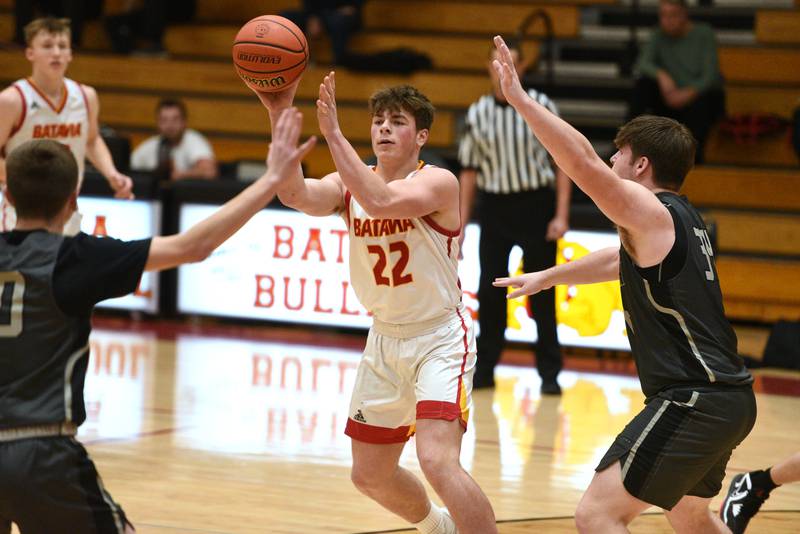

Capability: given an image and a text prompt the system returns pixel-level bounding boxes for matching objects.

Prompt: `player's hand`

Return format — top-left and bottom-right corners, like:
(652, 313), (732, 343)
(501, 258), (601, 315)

(108, 171), (134, 199)
(493, 271), (551, 299)
(316, 71), (341, 139)
(252, 76), (302, 116)
(266, 107), (316, 183)
(546, 215), (568, 241)
(492, 35), (528, 108)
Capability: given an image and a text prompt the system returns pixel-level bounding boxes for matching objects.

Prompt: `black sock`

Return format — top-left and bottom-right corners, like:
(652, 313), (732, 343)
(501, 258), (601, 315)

(750, 468), (779, 493)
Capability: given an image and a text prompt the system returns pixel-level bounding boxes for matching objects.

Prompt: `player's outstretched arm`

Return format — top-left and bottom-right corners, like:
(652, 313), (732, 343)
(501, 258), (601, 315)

(253, 79), (345, 216)
(0, 87), (24, 186)
(492, 37), (671, 255)
(494, 246), (619, 299)
(316, 71), (457, 219)
(145, 108), (316, 272)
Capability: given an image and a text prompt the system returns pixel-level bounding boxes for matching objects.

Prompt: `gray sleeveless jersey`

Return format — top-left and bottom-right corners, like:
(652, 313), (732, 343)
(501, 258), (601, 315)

(619, 192), (752, 398)
(1, 232), (91, 428)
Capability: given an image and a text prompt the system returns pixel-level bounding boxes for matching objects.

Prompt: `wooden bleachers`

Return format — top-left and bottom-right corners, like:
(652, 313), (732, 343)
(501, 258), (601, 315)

(719, 257), (800, 321)
(706, 211), (800, 257)
(0, 50), (491, 108)
(165, 27), (541, 72)
(98, 91), (454, 147)
(683, 167), (800, 211)
(756, 9), (800, 45)
(719, 46), (800, 86)
(682, 166), (800, 321)
(192, 0), (583, 38)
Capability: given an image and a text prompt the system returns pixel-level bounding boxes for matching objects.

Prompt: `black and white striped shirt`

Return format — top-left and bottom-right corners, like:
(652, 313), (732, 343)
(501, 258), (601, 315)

(458, 89), (558, 194)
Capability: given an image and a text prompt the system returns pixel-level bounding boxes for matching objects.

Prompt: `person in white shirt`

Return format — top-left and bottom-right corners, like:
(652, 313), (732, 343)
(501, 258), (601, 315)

(130, 98), (217, 180)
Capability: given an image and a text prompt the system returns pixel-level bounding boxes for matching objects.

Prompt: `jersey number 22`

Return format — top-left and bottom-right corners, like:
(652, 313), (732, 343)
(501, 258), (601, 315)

(368, 242), (414, 287)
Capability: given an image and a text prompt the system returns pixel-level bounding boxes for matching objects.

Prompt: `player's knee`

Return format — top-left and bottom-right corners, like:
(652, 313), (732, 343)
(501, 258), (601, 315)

(573, 501), (594, 533)
(670, 508), (714, 534)
(417, 447), (457, 484)
(350, 464), (390, 496)
(574, 497), (607, 533)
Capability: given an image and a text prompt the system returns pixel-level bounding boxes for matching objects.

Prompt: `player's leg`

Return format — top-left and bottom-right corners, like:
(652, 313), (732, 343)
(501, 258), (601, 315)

(575, 461), (651, 533)
(581, 387), (754, 533)
(415, 418), (497, 534)
(665, 495), (730, 534)
(345, 329), (435, 528)
(350, 439), (431, 522)
(770, 451), (800, 485)
(413, 312), (496, 533)
(719, 452), (799, 533)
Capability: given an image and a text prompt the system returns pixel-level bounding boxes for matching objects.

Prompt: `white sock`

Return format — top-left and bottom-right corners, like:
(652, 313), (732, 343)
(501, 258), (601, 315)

(414, 502), (443, 534)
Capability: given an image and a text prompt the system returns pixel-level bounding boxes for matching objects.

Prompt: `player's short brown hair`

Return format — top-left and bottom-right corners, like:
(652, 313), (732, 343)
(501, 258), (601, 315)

(24, 17), (71, 47)
(6, 140), (78, 220)
(614, 115), (696, 191)
(368, 85), (435, 131)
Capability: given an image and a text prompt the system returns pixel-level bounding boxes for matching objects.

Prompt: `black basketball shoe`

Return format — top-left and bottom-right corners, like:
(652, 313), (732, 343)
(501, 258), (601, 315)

(719, 472), (771, 534)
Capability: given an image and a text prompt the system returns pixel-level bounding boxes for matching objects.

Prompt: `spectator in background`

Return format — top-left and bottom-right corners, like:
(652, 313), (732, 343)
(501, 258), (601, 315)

(280, 1), (364, 65)
(630, 0), (724, 163)
(13, 0), (103, 47)
(458, 38), (571, 394)
(105, 0), (196, 56)
(130, 98), (217, 180)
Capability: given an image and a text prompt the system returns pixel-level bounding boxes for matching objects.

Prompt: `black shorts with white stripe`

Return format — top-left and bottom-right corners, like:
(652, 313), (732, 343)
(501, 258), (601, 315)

(596, 385), (756, 510)
(0, 437), (129, 533)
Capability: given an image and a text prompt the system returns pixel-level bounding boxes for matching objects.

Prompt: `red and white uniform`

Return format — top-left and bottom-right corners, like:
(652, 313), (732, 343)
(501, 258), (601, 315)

(343, 163), (477, 444)
(1, 77), (90, 232)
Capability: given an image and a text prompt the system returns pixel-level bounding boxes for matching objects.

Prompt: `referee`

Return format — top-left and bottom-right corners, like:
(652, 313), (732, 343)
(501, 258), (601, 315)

(458, 39), (571, 394)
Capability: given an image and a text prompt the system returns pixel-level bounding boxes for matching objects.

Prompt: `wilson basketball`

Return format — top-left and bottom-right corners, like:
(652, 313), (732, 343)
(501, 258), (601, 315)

(232, 15), (308, 92)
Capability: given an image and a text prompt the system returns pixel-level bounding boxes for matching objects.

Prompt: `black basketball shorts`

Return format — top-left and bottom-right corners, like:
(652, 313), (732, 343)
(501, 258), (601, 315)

(0, 436), (129, 533)
(596, 385), (757, 510)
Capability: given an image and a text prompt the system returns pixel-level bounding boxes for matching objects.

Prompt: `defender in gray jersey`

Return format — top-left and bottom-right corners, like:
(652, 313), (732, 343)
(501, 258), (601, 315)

(0, 113), (312, 533)
(490, 37), (755, 533)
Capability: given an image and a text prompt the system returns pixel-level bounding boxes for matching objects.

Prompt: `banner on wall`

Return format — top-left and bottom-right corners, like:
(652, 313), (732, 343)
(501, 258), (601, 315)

(177, 205), (629, 350)
(79, 197), (161, 313)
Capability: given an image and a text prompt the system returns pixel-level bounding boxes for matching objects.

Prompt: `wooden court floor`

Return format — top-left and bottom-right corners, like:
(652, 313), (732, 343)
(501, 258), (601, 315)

(13, 319), (800, 533)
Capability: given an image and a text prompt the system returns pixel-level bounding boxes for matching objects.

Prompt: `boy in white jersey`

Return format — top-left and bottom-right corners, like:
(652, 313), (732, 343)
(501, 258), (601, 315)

(0, 17), (133, 233)
(254, 76), (497, 533)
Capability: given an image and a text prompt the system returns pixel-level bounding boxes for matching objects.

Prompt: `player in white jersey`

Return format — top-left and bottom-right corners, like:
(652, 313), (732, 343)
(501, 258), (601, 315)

(0, 17), (133, 233)
(254, 77), (497, 534)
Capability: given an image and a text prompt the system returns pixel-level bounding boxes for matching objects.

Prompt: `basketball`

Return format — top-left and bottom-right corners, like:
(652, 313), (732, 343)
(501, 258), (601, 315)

(232, 15), (308, 93)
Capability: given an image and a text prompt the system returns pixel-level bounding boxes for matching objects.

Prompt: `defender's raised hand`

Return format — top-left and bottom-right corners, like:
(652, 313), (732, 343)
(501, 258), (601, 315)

(266, 107), (316, 181)
(493, 271), (551, 300)
(316, 71), (341, 138)
(492, 35), (528, 107)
